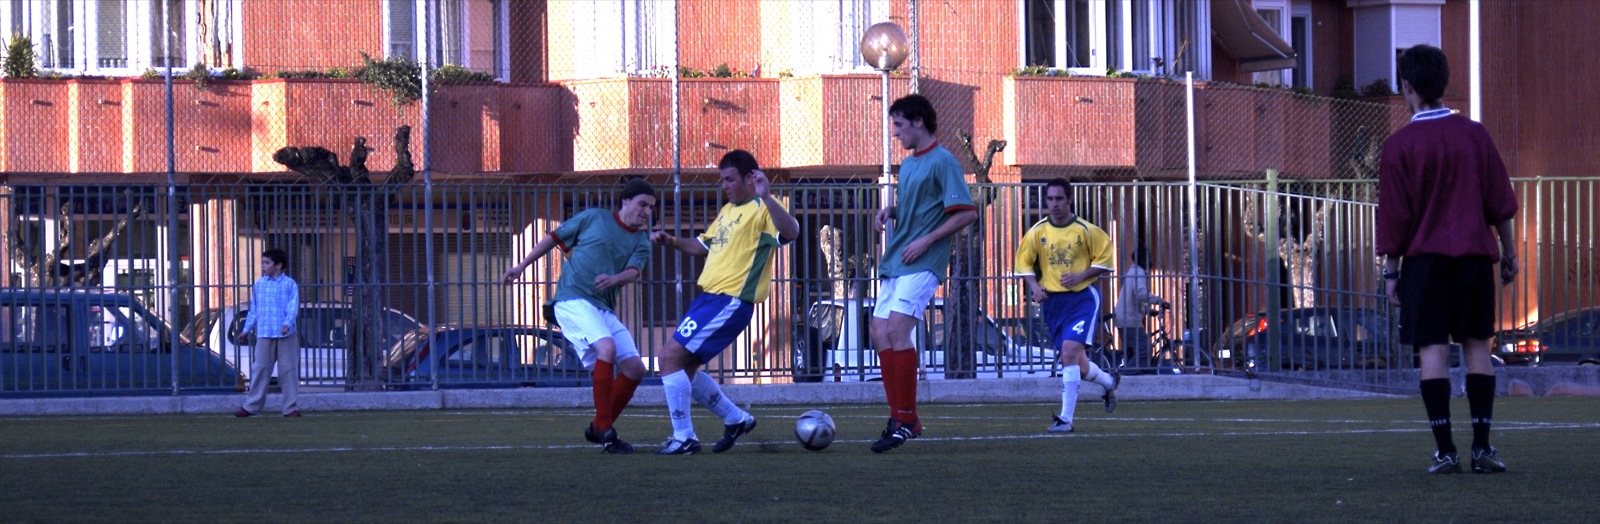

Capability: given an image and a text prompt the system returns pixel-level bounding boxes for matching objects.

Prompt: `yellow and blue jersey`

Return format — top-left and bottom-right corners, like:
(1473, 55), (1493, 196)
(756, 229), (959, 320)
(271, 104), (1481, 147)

(1013, 216), (1113, 293)
(696, 197), (788, 303)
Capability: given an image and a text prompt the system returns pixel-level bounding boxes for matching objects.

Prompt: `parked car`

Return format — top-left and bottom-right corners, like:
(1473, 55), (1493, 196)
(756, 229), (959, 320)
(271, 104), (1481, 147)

(0, 288), (243, 394)
(1214, 307), (1397, 371)
(384, 325), (623, 388)
(1495, 307), (1600, 366)
(183, 302), (421, 385)
(792, 298), (1054, 382)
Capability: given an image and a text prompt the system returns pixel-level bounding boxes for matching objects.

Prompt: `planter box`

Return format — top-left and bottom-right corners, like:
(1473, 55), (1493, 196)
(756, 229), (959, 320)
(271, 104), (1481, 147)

(565, 77), (781, 172)
(68, 79), (125, 173)
(123, 79), (254, 174)
(1003, 76), (1139, 168)
(0, 79), (72, 173)
(428, 83), (500, 175)
(780, 74), (911, 168)
(251, 78), (421, 174)
(496, 84), (577, 174)
(1253, 89), (1333, 178)
(1197, 82), (1260, 175)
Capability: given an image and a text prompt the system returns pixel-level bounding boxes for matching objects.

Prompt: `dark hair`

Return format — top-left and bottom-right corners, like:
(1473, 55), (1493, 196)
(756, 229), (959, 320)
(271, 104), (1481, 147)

(1396, 44), (1448, 105)
(888, 94), (939, 134)
(718, 149), (759, 176)
(262, 248), (289, 269)
(1044, 177), (1072, 196)
(1131, 244), (1150, 268)
(620, 177), (656, 201)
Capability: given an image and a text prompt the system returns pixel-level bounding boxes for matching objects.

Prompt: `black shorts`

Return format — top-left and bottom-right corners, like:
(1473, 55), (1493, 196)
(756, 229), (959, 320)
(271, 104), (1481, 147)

(1398, 254), (1496, 346)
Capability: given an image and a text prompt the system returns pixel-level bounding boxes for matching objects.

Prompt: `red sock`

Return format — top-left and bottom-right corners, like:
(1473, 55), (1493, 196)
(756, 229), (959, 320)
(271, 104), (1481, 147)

(894, 349), (920, 424)
(608, 373), (642, 424)
(591, 360), (614, 431)
(878, 349), (900, 418)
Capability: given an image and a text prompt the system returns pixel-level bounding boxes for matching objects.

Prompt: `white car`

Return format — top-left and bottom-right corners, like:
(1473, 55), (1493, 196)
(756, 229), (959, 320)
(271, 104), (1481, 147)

(182, 302), (421, 385)
(792, 298), (1056, 382)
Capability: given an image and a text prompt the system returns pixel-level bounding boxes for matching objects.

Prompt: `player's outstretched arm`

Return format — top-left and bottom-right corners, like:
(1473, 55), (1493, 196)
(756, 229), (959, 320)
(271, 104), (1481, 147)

(502, 234), (560, 285)
(652, 230), (709, 257)
(752, 169), (800, 243)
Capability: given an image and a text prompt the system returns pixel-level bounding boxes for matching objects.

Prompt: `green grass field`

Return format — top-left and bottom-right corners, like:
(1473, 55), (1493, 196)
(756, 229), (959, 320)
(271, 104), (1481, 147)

(2, 397), (1595, 523)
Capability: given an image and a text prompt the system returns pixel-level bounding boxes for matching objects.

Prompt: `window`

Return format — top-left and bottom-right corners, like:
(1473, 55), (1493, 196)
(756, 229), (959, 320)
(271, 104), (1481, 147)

(1022, 0), (1204, 77)
(1, 304), (71, 350)
(386, 0), (509, 80)
(6, 0), (209, 73)
(89, 305), (156, 353)
(769, 0), (887, 75)
(1250, 0), (1290, 86)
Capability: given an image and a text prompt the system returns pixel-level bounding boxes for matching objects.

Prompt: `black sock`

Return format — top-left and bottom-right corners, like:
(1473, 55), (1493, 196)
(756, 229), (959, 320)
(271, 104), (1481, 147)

(1466, 373), (1496, 451)
(1420, 378), (1456, 455)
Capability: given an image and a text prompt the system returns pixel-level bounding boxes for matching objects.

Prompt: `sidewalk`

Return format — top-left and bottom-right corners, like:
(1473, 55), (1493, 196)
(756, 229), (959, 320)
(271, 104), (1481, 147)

(0, 374), (1398, 416)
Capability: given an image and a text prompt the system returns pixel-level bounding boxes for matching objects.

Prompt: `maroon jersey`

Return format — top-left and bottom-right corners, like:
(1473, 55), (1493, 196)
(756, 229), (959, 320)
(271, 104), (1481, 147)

(1376, 111), (1518, 258)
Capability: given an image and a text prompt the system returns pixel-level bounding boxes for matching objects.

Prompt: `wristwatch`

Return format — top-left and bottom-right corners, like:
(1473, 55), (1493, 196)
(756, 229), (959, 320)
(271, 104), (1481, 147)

(1382, 270), (1401, 280)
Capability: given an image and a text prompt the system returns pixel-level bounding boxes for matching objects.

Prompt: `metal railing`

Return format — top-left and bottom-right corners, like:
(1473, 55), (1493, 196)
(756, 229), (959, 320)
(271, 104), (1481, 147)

(2, 178), (1590, 396)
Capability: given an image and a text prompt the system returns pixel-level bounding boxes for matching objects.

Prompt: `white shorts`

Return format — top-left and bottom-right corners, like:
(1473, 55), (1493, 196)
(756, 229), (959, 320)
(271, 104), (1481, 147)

(552, 299), (640, 369)
(873, 271), (941, 320)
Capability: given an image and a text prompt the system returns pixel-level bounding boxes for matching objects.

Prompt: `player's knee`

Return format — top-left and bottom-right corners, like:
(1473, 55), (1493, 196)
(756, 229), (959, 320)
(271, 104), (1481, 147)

(617, 356), (647, 379)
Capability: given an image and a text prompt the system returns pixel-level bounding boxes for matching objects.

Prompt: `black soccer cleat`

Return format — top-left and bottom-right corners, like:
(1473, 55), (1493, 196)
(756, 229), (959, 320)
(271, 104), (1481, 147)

(1471, 447), (1506, 473)
(584, 423), (604, 444)
(1428, 451), (1462, 474)
(870, 419), (915, 453)
(602, 434), (635, 455)
(712, 415), (758, 454)
(656, 438), (702, 455)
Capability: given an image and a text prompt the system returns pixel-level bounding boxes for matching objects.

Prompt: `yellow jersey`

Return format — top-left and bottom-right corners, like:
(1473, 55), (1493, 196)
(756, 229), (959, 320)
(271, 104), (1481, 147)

(696, 197), (787, 302)
(1013, 216), (1114, 293)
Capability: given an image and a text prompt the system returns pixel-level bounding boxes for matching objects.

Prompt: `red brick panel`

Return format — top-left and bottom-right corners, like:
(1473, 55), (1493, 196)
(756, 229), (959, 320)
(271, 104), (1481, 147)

(0, 80), (72, 173)
(69, 80), (126, 174)
(242, 0), (385, 73)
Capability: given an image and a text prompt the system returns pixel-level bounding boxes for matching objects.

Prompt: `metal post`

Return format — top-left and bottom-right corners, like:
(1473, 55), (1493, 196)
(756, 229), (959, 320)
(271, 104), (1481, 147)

(671, 1), (684, 316)
(422, 0), (438, 390)
(1184, 71), (1201, 371)
(164, 2), (180, 395)
(909, 0), (919, 94)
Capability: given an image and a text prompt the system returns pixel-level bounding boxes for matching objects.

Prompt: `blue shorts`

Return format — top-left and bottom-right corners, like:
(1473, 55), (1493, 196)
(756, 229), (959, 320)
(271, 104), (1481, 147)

(1043, 287), (1102, 349)
(673, 293), (755, 361)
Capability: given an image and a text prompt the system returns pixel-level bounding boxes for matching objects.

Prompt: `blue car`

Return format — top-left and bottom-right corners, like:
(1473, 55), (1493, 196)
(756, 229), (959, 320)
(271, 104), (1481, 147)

(1495, 307), (1600, 366)
(0, 288), (244, 395)
(386, 325), (623, 388)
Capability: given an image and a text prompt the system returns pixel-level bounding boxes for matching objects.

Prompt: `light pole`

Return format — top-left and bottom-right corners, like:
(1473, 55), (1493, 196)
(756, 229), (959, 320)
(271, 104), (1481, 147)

(859, 22), (910, 230)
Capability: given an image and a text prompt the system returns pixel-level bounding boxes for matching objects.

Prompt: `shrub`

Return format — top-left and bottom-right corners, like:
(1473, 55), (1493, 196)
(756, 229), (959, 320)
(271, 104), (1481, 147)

(3, 34), (38, 78)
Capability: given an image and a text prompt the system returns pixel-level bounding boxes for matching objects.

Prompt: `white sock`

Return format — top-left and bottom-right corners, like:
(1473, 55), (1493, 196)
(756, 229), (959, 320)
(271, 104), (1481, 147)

(691, 371), (748, 425)
(662, 370), (696, 441)
(1083, 361), (1116, 390)
(1060, 365), (1081, 423)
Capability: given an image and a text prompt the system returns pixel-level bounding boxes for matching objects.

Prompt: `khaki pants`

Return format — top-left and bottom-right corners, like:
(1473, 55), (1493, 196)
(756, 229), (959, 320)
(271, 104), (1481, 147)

(241, 332), (300, 415)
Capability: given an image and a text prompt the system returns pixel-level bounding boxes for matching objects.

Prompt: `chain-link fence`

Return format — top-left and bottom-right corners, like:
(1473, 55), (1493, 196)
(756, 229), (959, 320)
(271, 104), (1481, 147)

(1, 1), (1595, 395)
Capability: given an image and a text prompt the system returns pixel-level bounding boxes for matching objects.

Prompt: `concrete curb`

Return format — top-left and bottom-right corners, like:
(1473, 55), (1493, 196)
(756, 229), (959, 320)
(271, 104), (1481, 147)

(0, 374), (1402, 417)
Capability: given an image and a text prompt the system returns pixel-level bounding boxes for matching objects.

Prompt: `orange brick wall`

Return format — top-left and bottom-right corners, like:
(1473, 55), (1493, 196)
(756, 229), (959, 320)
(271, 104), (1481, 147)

(1482, 0), (1600, 179)
(678, 0), (761, 74)
(0, 80), (72, 173)
(242, 0), (385, 73)
(68, 80), (126, 174)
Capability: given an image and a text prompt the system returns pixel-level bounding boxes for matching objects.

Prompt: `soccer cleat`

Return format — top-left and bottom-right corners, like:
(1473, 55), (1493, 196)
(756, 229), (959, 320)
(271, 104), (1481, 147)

(584, 423), (603, 444)
(602, 433), (635, 455)
(655, 438), (702, 455)
(712, 415), (758, 454)
(1047, 415), (1074, 433)
(234, 408), (254, 418)
(1471, 447), (1506, 473)
(1428, 451), (1462, 474)
(870, 419), (915, 453)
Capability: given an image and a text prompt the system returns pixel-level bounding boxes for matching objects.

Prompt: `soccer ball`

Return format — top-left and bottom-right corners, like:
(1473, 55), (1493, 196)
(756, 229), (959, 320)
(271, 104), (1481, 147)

(794, 409), (836, 451)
